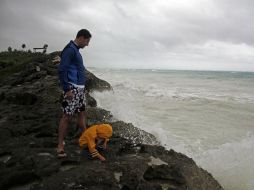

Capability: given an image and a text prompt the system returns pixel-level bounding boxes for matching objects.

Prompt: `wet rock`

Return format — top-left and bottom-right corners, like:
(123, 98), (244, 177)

(0, 170), (39, 190)
(0, 128), (12, 143)
(6, 92), (38, 105)
(111, 121), (160, 145)
(85, 69), (112, 92)
(0, 52), (224, 190)
(86, 93), (97, 107)
(86, 107), (113, 124)
(143, 164), (185, 184)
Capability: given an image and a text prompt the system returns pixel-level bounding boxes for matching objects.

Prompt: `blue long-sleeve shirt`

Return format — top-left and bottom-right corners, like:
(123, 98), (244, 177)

(58, 41), (86, 92)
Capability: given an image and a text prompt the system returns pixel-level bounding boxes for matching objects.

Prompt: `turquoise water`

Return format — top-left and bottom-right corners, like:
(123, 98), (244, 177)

(89, 68), (254, 190)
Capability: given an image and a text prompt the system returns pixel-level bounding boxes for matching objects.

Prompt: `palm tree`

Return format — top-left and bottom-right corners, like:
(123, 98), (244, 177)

(8, 47), (12, 52)
(22, 44), (26, 50)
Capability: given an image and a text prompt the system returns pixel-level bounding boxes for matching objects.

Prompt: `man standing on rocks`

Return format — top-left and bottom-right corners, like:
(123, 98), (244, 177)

(57, 29), (92, 158)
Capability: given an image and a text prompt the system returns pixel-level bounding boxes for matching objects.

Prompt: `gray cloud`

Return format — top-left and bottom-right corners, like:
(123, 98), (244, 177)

(1, 0), (254, 71)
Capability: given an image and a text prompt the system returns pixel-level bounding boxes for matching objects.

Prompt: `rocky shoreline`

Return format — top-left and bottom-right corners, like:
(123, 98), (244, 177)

(0, 51), (224, 190)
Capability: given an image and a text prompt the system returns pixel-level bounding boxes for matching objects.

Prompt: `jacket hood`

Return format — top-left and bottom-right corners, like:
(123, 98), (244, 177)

(96, 124), (113, 139)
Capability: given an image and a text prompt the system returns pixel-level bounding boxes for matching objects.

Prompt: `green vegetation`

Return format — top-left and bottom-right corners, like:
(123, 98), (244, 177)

(0, 50), (48, 80)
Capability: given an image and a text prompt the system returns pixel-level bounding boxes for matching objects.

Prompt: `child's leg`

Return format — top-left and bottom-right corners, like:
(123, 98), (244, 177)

(80, 147), (93, 159)
(96, 139), (106, 152)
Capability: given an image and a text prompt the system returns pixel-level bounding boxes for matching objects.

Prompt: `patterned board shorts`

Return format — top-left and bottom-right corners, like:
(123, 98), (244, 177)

(61, 85), (86, 115)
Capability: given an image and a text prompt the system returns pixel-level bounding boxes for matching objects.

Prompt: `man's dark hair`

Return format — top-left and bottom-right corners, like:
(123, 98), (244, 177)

(76, 29), (92, 39)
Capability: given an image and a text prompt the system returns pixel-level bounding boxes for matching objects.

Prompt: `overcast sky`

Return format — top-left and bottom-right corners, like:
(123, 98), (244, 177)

(1, 0), (254, 71)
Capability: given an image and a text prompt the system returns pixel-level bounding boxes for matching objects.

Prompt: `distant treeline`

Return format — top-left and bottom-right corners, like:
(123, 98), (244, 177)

(5, 43), (48, 54)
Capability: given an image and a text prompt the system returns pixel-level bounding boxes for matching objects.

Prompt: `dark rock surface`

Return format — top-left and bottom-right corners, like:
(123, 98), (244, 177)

(0, 52), (224, 190)
(85, 70), (112, 92)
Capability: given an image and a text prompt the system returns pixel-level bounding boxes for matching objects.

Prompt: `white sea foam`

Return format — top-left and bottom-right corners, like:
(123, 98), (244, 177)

(90, 68), (254, 190)
(114, 79), (254, 103)
(193, 134), (254, 190)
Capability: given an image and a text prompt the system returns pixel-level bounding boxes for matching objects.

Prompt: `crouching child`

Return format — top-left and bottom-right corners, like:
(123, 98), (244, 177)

(79, 124), (113, 161)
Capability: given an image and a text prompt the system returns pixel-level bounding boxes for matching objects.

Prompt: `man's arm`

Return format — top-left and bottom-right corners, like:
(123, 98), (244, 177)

(58, 48), (75, 92)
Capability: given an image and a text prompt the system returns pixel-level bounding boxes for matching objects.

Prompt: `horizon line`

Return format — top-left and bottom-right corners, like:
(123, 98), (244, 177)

(87, 66), (254, 73)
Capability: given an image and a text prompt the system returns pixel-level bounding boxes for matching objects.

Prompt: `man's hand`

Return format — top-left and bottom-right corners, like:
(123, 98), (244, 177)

(98, 154), (106, 161)
(65, 90), (74, 100)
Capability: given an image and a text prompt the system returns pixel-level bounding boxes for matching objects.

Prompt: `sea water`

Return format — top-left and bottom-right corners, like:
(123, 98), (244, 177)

(89, 68), (254, 190)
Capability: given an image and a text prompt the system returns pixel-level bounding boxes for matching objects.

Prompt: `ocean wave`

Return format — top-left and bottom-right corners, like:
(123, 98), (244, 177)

(112, 81), (254, 103)
(92, 87), (254, 190)
(193, 133), (254, 190)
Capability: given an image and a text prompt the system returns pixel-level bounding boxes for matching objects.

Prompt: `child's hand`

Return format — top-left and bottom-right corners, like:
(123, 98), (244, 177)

(98, 154), (106, 161)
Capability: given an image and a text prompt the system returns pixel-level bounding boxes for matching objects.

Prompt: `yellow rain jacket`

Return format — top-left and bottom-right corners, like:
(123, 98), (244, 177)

(79, 124), (113, 158)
